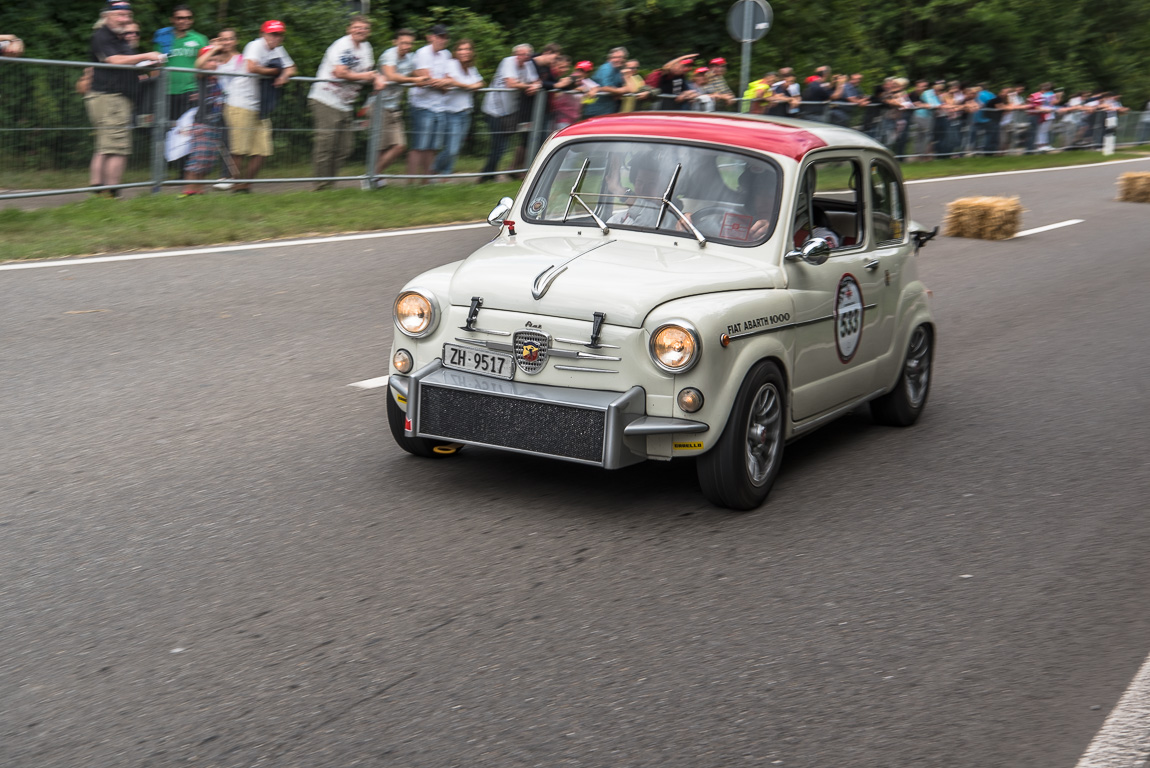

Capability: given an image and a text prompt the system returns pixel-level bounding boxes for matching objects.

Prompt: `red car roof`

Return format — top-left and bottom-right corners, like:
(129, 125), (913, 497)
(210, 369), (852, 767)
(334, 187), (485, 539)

(554, 112), (828, 161)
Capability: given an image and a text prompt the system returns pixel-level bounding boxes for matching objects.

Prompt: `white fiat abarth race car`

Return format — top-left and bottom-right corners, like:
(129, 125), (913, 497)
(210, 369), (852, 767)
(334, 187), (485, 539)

(386, 112), (936, 510)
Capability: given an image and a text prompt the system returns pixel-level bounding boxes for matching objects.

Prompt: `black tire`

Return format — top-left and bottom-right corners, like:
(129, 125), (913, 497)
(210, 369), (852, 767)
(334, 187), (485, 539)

(386, 389), (463, 459)
(870, 324), (933, 427)
(696, 360), (786, 511)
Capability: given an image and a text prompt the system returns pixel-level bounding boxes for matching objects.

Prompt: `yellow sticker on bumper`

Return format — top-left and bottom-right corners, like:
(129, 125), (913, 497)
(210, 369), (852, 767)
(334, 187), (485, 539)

(673, 442), (704, 450)
(396, 394), (407, 405)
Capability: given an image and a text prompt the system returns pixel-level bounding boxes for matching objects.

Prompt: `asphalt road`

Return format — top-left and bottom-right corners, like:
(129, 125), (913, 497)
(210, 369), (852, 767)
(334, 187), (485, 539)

(3, 159), (1150, 767)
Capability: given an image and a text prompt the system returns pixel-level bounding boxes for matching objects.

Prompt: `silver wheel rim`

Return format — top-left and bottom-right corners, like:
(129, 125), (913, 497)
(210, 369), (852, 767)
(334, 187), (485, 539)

(744, 382), (783, 487)
(904, 327), (931, 407)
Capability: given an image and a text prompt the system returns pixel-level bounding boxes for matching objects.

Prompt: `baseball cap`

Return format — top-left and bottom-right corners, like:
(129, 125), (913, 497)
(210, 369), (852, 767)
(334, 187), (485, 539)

(806, 75), (820, 83)
(261, 20), (286, 34)
(709, 57), (726, 66)
(429, 23), (449, 36)
(694, 67), (709, 75)
(575, 60), (593, 72)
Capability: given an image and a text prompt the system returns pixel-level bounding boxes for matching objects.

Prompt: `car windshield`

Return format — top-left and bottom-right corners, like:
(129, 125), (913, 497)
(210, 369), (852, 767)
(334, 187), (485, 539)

(523, 140), (782, 247)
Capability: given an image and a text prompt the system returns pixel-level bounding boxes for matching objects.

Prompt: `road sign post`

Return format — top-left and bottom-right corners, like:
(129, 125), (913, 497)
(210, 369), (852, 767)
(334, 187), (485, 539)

(727, 0), (773, 110)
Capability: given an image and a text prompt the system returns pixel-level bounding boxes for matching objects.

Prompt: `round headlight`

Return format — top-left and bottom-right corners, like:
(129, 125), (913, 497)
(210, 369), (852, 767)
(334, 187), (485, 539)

(393, 348), (413, 373)
(650, 323), (700, 373)
(394, 291), (436, 337)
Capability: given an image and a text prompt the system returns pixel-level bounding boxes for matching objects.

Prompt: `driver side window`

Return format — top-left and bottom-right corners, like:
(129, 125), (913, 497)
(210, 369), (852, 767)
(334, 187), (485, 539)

(792, 158), (864, 251)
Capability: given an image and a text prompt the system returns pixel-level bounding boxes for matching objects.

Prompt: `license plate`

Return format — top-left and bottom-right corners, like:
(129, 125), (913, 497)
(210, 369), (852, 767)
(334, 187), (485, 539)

(442, 343), (515, 380)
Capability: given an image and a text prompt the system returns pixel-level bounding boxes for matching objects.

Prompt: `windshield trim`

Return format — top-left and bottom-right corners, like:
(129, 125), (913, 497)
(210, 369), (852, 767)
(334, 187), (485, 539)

(521, 137), (785, 248)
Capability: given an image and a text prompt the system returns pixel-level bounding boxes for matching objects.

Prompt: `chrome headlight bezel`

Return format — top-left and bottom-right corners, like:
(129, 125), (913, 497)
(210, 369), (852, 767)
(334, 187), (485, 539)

(649, 321), (701, 374)
(393, 289), (440, 338)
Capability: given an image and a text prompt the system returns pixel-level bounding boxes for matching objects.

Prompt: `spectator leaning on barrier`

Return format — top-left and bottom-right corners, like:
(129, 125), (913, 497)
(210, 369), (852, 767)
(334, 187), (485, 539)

(619, 60), (654, 112)
(407, 24), (454, 183)
(701, 58), (735, 110)
(550, 59), (597, 130)
(373, 28), (417, 185)
(180, 44), (230, 197)
(0, 34), (24, 58)
(86, 1), (165, 197)
(308, 16), (381, 191)
(524, 43), (562, 166)
(584, 47), (628, 118)
(226, 20), (295, 193)
(653, 54), (698, 110)
(767, 68), (800, 117)
(433, 38), (484, 176)
(743, 71), (777, 114)
(689, 67), (715, 112)
(480, 43), (539, 182)
(800, 69), (831, 121)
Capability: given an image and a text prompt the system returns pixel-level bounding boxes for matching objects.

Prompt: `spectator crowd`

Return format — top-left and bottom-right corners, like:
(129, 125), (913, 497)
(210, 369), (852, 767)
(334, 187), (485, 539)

(7, 0), (1148, 196)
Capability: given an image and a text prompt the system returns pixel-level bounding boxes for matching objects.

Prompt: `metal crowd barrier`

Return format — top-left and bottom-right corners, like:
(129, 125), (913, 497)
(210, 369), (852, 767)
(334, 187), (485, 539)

(0, 55), (546, 199)
(2, 55), (1148, 200)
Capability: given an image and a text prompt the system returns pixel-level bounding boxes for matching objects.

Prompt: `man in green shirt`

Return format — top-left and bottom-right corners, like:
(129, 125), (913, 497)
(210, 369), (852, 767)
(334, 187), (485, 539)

(167, 5), (208, 120)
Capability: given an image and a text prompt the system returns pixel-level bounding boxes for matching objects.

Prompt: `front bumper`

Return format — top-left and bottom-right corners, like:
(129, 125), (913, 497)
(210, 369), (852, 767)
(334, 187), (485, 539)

(392, 361), (707, 469)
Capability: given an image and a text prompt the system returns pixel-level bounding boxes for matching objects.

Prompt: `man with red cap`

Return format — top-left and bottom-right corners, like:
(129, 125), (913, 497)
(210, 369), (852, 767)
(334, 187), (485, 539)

(701, 57), (735, 109)
(225, 20), (296, 192)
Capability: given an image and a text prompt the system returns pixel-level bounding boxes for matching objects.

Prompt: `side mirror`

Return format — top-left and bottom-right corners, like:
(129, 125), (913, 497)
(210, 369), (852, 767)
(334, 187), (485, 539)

(784, 237), (832, 266)
(487, 196), (514, 228)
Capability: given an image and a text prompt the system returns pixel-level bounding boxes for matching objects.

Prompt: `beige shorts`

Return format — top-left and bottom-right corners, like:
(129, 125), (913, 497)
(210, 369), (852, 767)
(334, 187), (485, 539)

(382, 108), (406, 149)
(225, 105), (273, 157)
(85, 92), (133, 156)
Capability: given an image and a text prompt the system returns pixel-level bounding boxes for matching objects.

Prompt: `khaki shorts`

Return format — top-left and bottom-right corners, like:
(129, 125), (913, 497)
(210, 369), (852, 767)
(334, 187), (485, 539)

(382, 108), (406, 149)
(85, 92), (133, 156)
(225, 105), (273, 157)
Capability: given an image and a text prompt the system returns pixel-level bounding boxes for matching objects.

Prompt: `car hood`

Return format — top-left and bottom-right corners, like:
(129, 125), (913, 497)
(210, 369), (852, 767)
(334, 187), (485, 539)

(448, 234), (777, 327)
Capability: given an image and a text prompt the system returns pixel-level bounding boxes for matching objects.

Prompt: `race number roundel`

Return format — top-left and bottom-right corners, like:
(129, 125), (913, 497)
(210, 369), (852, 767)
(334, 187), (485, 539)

(834, 274), (863, 363)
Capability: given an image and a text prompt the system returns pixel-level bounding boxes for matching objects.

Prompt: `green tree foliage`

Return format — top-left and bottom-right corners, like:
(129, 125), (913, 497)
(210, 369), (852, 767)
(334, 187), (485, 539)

(1, 0), (1147, 101)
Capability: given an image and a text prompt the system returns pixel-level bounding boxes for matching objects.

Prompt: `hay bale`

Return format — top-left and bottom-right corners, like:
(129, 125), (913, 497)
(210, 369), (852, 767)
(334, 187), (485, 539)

(1117, 172), (1150, 203)
(943, 196), (1023, 240)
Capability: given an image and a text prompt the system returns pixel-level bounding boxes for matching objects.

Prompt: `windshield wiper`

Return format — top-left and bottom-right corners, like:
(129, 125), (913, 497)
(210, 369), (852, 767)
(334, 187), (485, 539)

(561, 158), (609, 234)
(657, 164), (707, 246)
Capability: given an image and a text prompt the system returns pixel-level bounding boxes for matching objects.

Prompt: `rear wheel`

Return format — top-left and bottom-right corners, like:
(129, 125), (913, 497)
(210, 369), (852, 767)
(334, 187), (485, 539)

(697, 361), (786, 511)
(386, 389), (463, 458)
(870, 324), (933, 426)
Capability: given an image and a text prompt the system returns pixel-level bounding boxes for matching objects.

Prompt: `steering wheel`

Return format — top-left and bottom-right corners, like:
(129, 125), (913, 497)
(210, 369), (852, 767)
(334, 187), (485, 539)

(689, 205), (745, 238)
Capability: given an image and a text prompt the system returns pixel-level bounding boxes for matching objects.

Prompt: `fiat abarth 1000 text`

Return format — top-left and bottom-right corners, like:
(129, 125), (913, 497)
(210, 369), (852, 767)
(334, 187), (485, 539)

(386, 112), (937, 510)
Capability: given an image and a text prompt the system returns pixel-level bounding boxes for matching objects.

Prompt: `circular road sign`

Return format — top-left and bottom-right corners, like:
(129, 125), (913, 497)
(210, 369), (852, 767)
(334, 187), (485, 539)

(727, 0), (773, 43)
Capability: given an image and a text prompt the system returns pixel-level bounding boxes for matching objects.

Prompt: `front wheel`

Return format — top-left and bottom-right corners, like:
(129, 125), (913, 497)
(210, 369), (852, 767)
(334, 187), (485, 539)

(696, 361), (786, 511)
(386, 389), (463, 458)
(870, 324), (933, 426)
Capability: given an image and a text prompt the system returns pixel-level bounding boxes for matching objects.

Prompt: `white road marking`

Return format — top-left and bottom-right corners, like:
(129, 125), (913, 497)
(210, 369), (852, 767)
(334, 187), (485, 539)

(1075, 650), (1150, 768)
(0, 222), (489, 271)
(1013, 219), (1085, 238)
(905, 156), (1150, 185)
(349, 375), (390, 390)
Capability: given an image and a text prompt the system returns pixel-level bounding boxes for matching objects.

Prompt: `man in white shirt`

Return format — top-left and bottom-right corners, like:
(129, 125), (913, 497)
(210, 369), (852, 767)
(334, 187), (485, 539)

(308, 16), (382, 190)
(479, 44), (539, 181)
(407, 24), (453, 182)
(373, 28), (418, 183)
(225, 19), (296, 192)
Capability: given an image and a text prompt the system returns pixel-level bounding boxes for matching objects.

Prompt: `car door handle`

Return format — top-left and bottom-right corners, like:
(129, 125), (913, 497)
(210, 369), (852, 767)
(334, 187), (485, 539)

(865, 259), (880, 271)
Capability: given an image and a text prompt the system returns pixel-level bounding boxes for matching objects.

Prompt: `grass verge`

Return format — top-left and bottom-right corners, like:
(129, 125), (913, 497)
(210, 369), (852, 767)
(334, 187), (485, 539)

(1, 180), (522, 262)
(2, 150), (1146, 262)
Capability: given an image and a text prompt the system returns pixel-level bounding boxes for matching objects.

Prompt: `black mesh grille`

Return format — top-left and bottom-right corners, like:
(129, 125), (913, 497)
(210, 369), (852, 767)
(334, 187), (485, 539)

(419, 386), (606, 463)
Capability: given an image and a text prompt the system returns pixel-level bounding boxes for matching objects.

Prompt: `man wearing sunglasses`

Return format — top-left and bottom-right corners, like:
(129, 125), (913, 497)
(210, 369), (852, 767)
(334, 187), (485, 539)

(165, 5), (208, 123)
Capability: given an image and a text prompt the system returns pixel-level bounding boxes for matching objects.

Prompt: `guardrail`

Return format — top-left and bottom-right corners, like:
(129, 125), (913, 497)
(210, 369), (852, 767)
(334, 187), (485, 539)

(1, 56), (1147, 200)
